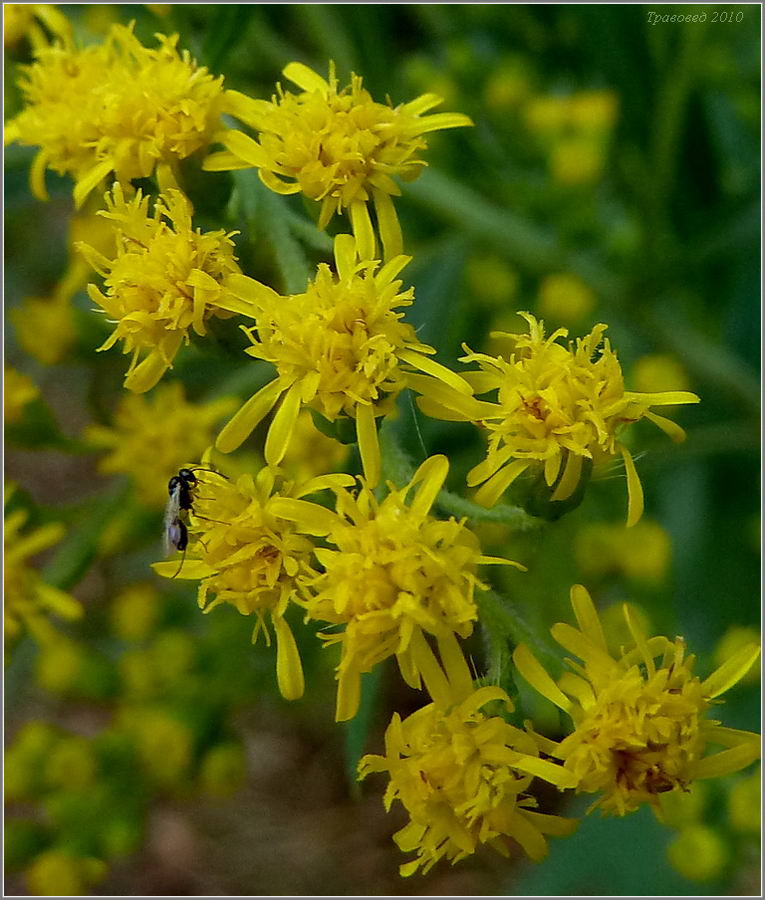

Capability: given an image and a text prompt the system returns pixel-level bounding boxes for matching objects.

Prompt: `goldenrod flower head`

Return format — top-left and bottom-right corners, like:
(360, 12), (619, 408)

(574, 519), (671, 584)
(5, 491), (82, 651)
(359, 644), (576, 875)
(84, 382), (234, 507)
(216, 234), (471, 486)
(152, 465), (354, 701)
(275, 455), (523, 721)
(549, 137), (606, 186)
(728, 766), (761, 834)
(4, 4), (72, 50)
(420, 312), (700, 525)
(666, 824), (728, 881)
(11, 295), (76, 366)
(5, 23), (229, 206)
(514, 585), (761, 817)
(110, 583), (161, 642)
(78, 185), (244, 392)
(632, 352), (691, 395)
(205, 61), (473, 260)
(119, 706), (193, 786)
(4, 365), (39, 423)
(25, 849), (106, 898)
(537, 272), (596, 324)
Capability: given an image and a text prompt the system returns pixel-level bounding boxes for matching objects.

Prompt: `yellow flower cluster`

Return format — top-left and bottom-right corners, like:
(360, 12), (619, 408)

(77, 185), (245, 392)
(359, 644), (577, 875)
(205, 61), (473, 260)
(5, 490), (82, 652)
(514, 585), (761, 816)
(5, 23), (229, 206)
(215, 234), (471, 486)
(419, 312), (699, 524)
(4, 365), (39, 423)
(85, 382), (235, 508)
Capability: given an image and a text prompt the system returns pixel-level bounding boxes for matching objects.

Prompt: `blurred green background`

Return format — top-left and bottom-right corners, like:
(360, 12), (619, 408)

(5, 3), (760, 896)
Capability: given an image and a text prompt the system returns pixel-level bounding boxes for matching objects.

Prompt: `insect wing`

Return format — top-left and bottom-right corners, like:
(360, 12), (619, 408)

(163, 483), (183, 556)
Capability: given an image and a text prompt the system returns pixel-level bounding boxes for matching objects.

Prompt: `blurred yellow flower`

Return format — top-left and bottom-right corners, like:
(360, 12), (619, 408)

(152, 465), (354, 701)
(4, 4), (72, 50)
(215, 234), (472, 487)
(483, 58), (531, 112)
(549, 137), (605, 185)
(25, 849), (106, 897)
(275, 455), (524, 721)
(199, 743), (247, 796)
(728, 766), (761, 834)
(110, 583), (161, 642)
(359, 640), (576, 875)
(5, 23), (230, 206)
(575, 519), (671, 584)
(714, 625), (761, 686)
(78, 185), (245, 392)
(11, 296), (76, 366)
(120, 706), (193, 787)
(418, 313), (700, 525)
(4, 492), (82, 652)
(632, 353), (692, 396)
(85, 381), (236, 508)
(666, 824), (728, 881)
(35, 637), (86, 695)
(205, 60), (473, 260)
(514, 585), (761, 816)
(537, 273), (596, 324)
(4, 365), (39, 423)
(465, 253), (518, 308)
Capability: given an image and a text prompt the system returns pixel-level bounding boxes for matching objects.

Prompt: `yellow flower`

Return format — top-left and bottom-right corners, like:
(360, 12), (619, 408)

(418, 312), (700, 525)
(574, 519), (671, 584)
(152, 465), (354, 701)
(25, 849), (106, 898)
(632, 352), (691, 396)
(110, 583), (161, 642)
(359, 639), (576, 875)
(513, 585), (761, 816)
(536, 273), (596, 324)
(666, 825), (728, 881)
(5, 491), (82, 651)
(4, 365), (39, 423)
(204, 61), (473, 260)
(84, 381), (235, 508)
(274, 455), (524, 721)
(215, 234), (472, 487)
(5, 23), (229, 206)
(4, 4), (72, 50)
(11, 296), (76, 366)
(78, 185), (245, 392)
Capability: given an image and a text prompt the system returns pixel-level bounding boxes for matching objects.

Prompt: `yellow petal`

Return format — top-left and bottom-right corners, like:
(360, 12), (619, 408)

(73, 159), (114, 209)
(265, 381), (303, 465)
(474, 460), (529, 507)
(30, 150), (50, 201)
(550, 451), (583, 502)
(409, 454), (449, 518)
(269, 497), (344, 536)
(436, 632), (473, 702)
(624, 390), (700, 406)
(355, 403), (380, 488)
(349, 199), (376, 261)
(409, 629), (452, 708)
(123, 349), (171, 393)
(336, 667), (361, 722)
(222, 130), (271, 168)
(283, 61), (329, 94)
(513, 644), (573, 713)
(544, 452), (562, 487)
(569, 584), (607, 650)
(620, 445), (644, 528)
(216, 379), (284, 453)
(644, 410), (687, 443)
(399, 349), (472, 396)
(274, 615), (305, 700)
(203, 150), (252, 172)
(702, 642), (761, 699)
(694, 743), (761, 780)
(333, 233), (357, 282)
(511, 756), (578, 790)
(409, 112), (474, 135)
(373, 188), (403, 260)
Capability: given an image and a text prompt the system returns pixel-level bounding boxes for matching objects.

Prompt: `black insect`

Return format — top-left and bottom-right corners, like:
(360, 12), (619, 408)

(164, 468), (198, 557)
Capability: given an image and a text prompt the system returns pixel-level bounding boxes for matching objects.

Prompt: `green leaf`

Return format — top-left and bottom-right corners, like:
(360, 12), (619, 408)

(342, 665), (383, 796)
(42, 480), (133, 591)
